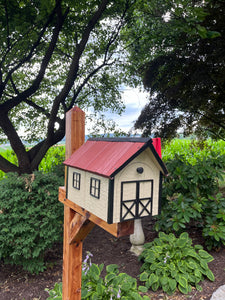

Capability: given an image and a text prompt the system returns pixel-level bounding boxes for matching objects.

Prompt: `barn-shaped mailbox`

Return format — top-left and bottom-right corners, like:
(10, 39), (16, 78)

(64, 137), (168, 224)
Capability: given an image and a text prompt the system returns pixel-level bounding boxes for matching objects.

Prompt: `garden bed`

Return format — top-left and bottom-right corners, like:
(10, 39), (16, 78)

(0, 217), (225, 300)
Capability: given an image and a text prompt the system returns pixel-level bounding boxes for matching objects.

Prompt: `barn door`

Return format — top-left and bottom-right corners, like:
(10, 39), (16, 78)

(120, 180), (153, 221)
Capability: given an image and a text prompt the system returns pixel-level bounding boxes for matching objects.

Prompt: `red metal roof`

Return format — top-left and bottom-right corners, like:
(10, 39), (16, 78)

(64, 138), (167, 178)
(64, 139), (147, 177)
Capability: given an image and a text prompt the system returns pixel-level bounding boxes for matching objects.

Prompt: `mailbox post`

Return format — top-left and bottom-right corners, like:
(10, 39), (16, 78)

(59, 107), (134, 300)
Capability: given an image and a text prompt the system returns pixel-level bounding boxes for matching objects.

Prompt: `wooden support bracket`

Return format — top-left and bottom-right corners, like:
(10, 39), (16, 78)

(69, 213), (95, 245)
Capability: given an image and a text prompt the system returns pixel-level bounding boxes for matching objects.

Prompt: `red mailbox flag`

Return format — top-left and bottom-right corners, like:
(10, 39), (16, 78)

(152, 138), (162, 158)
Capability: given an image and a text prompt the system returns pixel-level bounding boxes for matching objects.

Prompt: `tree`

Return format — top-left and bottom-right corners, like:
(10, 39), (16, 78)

(124, 0), (225, 139)
(0, 0), (136, 174)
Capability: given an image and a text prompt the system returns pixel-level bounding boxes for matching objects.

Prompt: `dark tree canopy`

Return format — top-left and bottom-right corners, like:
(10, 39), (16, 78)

(126, 0), (225, 139)
(0, 0), (134, 174)
(1, 0), (224, 175)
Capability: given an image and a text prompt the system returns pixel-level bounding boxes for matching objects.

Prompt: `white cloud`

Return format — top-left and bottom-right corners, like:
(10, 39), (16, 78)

(106, 87), (149, 132)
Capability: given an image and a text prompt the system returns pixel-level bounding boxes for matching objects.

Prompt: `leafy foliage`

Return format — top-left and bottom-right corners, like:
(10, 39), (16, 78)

(124, 0), (225, 138)
(162, 139), (225, 164)
(46, 282), (63, 300)
(202, 193), (225, 250)
(0, 0), (133, 174)
(46, 252), (150, 299)
(38, 145), (65, 174)
(139, 232), (214, 295)
(0, 171), (64, 273)
(155, 152), (225, 250)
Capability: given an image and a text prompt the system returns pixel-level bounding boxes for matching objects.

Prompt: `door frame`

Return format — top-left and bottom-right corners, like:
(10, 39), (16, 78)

(120, 179), (153, 222)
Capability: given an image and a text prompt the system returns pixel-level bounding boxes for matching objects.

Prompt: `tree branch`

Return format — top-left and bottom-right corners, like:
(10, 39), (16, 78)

(0, 112), (31, 173)
(47, 0), (109, 139)
(4, 0), (10, 50)
(0, 154), (19, 173)
(0, 3), (69, 112)
(68, 59), (114, 110)
(23, 98), (62, 124)
(2, 2), (59, 86)
(67, 1), (131, 110)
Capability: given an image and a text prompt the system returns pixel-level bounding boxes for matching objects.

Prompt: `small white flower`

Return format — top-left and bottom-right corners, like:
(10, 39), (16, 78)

(117, 288), (121, 298)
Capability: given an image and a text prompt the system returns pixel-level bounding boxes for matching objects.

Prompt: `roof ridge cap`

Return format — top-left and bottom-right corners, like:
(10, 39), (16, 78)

(87, 137), (152, 143)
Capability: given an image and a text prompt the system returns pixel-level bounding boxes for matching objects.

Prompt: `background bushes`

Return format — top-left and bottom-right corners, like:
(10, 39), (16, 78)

(156, 148), (225, 250)
(0, 145), (65, 180)
(0, 170), (64, 273)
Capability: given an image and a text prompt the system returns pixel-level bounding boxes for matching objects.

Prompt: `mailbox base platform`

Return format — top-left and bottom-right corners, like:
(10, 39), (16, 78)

(59, 186), (134, 238)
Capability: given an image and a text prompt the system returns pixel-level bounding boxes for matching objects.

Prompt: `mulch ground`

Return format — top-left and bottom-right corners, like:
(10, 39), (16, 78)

(0, 217), (225, 300)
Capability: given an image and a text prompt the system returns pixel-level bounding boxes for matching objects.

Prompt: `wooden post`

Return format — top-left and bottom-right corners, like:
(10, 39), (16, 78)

(63, 107), (91, 300)
(60, 106), (134, 299)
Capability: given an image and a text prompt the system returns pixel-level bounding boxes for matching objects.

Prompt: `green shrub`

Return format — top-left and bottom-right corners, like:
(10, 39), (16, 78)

(46, 252), (149, 300)
(155, 153), (225, 249)
(38, 145), (65, 173)
(0, 171), (64, 273)
(139, 232), (214, 295)
(162, 139), (225, 164)
(202, 193), (225, 250)
(163, 153), (225, 199)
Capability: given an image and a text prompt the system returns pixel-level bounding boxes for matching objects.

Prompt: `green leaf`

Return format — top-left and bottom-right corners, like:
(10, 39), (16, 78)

(179, 232), (189, 240)
(177, 238), (187, 248)
(173, 222), (179, 231)
(138, 285), (148, 293)
(188, 261), (197, 270)
(198, 250), (214, 262)
(151, 281), (160, 292)
(148, 273), (158, 286)
(196, 284), (203, 291)
(105, 273), (116, 283)
(106, 264), (118, 273)
(90, 292), (98, 300)
(194, 268), (202, 279)
(140, 272), (148, 282)
(160, 276), (168, 286)
(178, 276), (188, 289)
(200, 260), (208, 270)
(207, 31), (221, 39)
(178, 284), (189, 294)
(168, 278), (177, 291)
(206, 269), (215, 281)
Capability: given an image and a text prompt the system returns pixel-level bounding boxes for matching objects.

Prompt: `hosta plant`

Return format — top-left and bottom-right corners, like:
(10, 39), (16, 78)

(46, 252), (149, 300)
(139, 232), (214, 295)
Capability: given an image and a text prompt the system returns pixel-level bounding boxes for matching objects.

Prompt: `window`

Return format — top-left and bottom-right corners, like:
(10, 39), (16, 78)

(90, 177), (100, 199)
(73, 172), (81, 190)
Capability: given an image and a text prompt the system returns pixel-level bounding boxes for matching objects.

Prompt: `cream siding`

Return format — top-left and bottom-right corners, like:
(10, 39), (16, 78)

(67, 167), (109, 222)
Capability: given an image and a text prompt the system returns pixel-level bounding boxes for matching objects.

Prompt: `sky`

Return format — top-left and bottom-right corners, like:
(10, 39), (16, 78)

(87, 87), (149, 134)
(15, 87), (149, 139)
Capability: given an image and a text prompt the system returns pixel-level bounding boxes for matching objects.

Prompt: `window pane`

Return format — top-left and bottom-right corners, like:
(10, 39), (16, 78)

(90, 178), (100, 199)
(73, 172), (80, 190)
